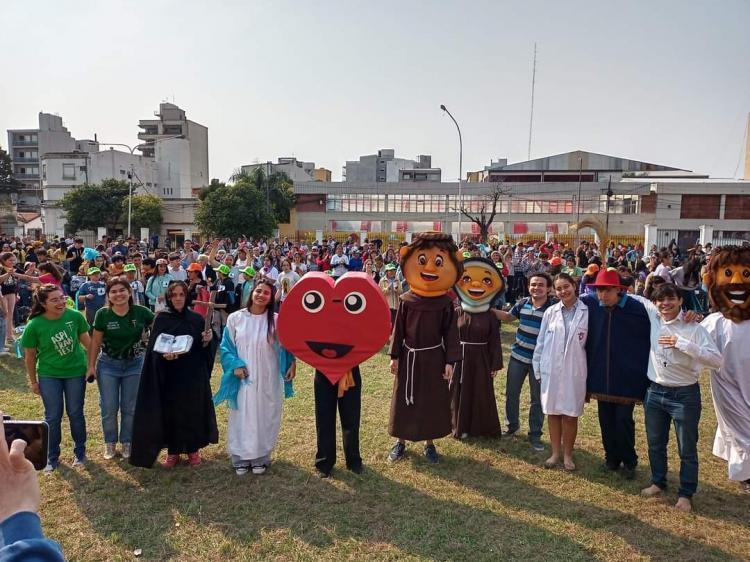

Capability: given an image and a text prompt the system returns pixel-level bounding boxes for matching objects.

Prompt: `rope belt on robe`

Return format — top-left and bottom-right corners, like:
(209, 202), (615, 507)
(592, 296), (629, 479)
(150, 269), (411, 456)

(458, 341), (485, 384)
(403, 341), (444, 406)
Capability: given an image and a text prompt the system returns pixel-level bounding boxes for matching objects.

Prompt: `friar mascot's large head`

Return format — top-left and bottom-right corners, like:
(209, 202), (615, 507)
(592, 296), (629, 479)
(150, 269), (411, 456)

(706, 245), (750, 323)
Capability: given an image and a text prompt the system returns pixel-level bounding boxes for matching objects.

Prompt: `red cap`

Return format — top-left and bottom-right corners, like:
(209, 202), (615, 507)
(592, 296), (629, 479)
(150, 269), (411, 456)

(588, 269), (626, 289)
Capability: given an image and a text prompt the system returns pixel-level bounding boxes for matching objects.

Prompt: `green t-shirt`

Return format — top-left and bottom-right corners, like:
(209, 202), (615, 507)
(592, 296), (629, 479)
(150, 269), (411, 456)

(21, 308), (89, 378)
(93, 305), (155, 360)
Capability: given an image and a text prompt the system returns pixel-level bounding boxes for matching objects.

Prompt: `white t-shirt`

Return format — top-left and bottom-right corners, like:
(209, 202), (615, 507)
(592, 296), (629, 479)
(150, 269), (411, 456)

(330, 254), (349, 277)
(276, 271), (300, 301)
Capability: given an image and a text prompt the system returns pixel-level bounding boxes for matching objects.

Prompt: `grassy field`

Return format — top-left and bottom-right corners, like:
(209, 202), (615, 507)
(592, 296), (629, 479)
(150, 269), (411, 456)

(1, 322), (749, 562)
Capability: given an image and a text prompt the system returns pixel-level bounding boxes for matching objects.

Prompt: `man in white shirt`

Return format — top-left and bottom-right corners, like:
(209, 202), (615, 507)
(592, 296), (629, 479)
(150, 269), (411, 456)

(167, 253), (187, 282)
(330, 245), (349, 279)
(635, 284), (722, 512)
(654, 249), (673, 282)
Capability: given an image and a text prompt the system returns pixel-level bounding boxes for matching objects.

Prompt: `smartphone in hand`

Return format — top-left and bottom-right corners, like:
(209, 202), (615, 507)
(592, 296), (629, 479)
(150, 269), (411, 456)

(3, 418), (49, 470)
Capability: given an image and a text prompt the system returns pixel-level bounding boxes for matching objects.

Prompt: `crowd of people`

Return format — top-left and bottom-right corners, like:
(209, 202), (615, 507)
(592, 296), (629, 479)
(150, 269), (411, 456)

(1, 230), (748, 556)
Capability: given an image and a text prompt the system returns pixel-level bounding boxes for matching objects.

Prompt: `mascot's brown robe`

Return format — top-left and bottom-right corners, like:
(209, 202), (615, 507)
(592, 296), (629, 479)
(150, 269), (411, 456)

(388, 292), (460, 441)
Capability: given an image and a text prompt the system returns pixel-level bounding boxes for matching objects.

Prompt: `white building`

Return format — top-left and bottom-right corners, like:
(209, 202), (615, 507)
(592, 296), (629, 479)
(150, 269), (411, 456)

(343, 149), (441, 183)
(240, 157), (332, 183)
(138, 102), (209, 196)
(7, 113), (77, 210)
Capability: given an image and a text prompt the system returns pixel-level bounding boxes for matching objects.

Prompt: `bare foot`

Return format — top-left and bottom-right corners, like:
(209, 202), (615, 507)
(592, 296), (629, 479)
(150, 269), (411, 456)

(543, 455), (560, 469)
(563, 457), (576, 471)
(675, 497), (692, 512)
(640, 484), (663, 498)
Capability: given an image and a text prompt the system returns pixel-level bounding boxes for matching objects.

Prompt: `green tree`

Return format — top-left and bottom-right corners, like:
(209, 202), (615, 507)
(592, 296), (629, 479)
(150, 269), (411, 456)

(125, 193), (163, 232)
(197, 178), (225, 201)
(195, 181), (276, 240)
(60, 179), (130, 233)
(0, 145), (19, 193)
(230, 168), (294, 224)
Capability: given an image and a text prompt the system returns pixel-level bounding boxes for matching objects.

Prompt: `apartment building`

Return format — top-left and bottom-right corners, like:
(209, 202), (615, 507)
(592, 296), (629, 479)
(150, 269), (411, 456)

(241, 157), (332, 183)
(343, 149), (441, 182)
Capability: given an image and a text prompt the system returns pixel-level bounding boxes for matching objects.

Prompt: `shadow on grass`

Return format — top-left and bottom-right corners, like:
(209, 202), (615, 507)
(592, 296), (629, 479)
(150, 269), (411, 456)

(465, 434), (750, 529)
(411, 454), (741, 561)
(0, 357), (28, 392)
(61, 454), (602, 561)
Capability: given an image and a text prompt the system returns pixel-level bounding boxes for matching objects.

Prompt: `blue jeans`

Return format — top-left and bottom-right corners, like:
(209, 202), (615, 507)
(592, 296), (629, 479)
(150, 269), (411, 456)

(97, 354), (144, 444)
(644, 382), (701, 498)
(0, 316), (6, 352)
(505, 357), (544, 441)
(38, 376), (87, 466)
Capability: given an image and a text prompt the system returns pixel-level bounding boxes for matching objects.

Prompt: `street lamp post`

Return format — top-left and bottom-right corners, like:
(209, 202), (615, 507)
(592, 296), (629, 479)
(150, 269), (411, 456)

(92, 135), (184, 238)
(440, 104), (463, 242)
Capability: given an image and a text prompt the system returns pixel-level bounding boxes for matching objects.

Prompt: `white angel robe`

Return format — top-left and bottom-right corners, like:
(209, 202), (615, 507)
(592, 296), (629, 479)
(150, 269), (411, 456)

(702, 313), (750, 482)
(226, 310), (283, 464)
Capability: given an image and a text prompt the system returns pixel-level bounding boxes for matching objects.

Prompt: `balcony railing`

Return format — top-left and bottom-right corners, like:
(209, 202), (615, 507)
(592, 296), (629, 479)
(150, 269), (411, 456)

(12, 140), (38, 146)
(13, 157), (38, 163)
(15, 173), (40, 179)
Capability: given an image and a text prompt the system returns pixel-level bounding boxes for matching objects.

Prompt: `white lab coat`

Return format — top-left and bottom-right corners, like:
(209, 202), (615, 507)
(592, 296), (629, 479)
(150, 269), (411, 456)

(532, 299), (589, 417)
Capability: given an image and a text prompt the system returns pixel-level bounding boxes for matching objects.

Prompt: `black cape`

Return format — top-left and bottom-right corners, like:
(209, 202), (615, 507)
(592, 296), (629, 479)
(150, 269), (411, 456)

(129, 308), (219, 467)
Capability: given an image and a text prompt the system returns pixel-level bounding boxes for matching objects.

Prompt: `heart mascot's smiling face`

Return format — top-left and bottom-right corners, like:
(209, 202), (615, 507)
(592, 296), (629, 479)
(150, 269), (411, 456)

(277, 272), (391, 384)
(707, 245), (750, 323)
(399, 232), (463, 298)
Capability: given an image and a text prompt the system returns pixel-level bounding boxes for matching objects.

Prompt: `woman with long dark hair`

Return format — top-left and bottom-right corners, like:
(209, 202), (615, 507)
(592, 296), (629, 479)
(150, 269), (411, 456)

(129, 281), (218, 468)
(87, 279), (154, 460)
(217, 278), (296, 475)
(20, 284), (91, 472)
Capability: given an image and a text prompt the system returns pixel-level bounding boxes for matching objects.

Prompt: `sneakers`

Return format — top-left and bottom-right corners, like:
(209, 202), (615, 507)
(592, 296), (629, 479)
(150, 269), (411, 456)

(162, 454), (180, 468)
(121, 443), (131, 459)
(42, 463), (57, 474)
(502, 429), (518, 438)
(103, 443), (117, 460)
(187, 451), (202, 466)
(423, 444), (440, 464)
(0, 350), (11, 357)
(347, 464), (363, 474)
(388, 442), (406, 463)
(72, 456), (87, 468)
(529, 440), (545, 452)
(316, 469), (330, 479)
(251, 464), (267, 475)
(235, 466), (249, 476)
(621, 465), (637, 480)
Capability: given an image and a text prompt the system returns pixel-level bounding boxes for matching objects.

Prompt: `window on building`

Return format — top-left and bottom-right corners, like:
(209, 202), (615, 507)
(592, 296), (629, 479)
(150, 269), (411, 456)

(42, 164), (46, 180)
(63, 164), (76, 180)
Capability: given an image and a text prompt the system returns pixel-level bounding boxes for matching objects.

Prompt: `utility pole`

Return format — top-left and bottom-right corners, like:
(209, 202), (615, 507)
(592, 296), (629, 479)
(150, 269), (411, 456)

(605, 176), (613, 238)
(527, 42), (537, 160)
(575, 156), (583, 244)
(127, 164), (134, 238)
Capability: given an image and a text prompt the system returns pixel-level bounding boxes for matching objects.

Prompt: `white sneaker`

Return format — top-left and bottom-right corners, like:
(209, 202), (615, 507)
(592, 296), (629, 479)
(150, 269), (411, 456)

(103, 443), (117, 460)
(43, 463), (57, 474)
(121, 443), (131, 459)
(0, 350), (11, 357)
(251, 464), (267, 475)
(72, 456), (87, 468)
(235, 466), (249, 475)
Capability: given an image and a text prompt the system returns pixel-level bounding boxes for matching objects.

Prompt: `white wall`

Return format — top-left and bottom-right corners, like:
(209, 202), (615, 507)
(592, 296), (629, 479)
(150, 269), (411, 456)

(156, 138), (192, 198)
(186, 120), (209, 189)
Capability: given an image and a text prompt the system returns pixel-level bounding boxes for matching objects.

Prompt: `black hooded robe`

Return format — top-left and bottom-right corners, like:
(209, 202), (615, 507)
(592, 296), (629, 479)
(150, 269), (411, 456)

(129, 308), (219, 467)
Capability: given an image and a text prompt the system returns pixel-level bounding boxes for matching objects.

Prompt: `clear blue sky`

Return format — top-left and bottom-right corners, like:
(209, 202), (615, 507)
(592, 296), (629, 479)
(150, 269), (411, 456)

(1, 0), (748, 182)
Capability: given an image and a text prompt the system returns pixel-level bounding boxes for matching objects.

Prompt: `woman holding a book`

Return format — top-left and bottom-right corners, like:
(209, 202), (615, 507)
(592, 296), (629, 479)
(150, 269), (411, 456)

(129, 280), (218, 468)
(86, 278), (154, 461)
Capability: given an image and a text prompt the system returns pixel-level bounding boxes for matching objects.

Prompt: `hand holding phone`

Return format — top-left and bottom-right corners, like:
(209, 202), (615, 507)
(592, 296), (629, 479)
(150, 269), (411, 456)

(0, 416), (42, 523)
(2, 413), (48, 477)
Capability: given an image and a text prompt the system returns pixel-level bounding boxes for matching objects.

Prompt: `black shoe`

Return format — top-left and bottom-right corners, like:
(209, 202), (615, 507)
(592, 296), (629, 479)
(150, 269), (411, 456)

(388, 442), (406, 463)
(502, 429), (518, 438)
(347, 464), (363, 474)
(621, 465), (637, 480)
(423, 444), (440, 464)
(600, 462), (620, 472)
(741, 479), (750, 493)
(315, 469), (331, 479)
